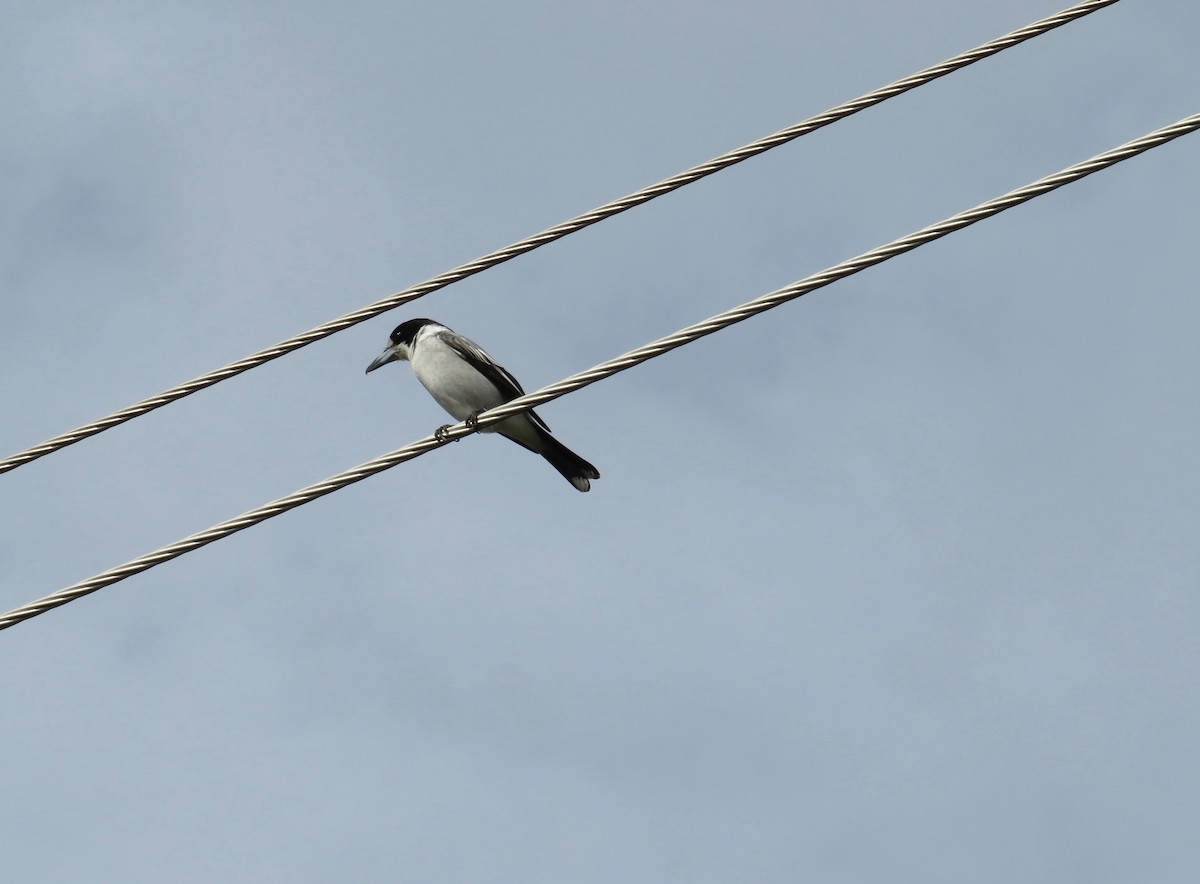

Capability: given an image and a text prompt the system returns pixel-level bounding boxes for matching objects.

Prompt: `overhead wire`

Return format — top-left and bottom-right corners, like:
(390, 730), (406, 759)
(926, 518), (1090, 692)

(1, 110), (1195, 633)
(0, 0), (1121, 477)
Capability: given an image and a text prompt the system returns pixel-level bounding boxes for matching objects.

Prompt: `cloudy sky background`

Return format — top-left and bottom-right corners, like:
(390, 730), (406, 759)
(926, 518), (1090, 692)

(2, 1), (1198, 880)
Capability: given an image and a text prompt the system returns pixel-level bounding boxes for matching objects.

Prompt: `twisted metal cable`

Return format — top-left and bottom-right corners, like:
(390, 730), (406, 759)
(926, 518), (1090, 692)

(0, 0), (1121, 477)
(2, 110), (1195, 633)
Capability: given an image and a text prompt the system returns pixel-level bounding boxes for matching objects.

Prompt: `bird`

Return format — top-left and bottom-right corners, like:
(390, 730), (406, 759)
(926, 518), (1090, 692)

(366, 318), (600, 492)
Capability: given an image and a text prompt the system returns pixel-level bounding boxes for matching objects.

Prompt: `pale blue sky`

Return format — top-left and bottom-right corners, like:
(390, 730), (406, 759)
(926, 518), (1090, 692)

(2, 2), (1198, 881)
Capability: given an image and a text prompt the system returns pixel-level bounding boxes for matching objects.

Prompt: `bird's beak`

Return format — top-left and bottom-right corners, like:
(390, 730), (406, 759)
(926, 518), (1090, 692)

(365, 346), (400, 374)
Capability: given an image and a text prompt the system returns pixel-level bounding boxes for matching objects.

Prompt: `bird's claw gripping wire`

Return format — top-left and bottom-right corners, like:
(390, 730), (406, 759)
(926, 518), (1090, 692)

(436, 411), (482, 443)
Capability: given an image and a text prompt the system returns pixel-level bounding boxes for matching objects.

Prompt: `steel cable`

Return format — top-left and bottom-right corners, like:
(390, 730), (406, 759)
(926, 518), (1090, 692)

(2, 108), (1193, 632)
(0, 0), (1120, 476)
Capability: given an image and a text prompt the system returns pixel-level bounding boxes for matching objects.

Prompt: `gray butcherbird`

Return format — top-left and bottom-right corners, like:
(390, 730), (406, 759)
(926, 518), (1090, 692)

(366, 318), (600, 492)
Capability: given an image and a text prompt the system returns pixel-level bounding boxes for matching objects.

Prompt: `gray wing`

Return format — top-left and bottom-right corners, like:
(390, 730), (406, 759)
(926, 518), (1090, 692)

(440, 330), (552, 433)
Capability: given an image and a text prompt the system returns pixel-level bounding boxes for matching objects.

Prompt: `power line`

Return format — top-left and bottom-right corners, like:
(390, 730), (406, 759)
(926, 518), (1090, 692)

(0, 0), (1120, 477)
(2, 109), (1194, 634)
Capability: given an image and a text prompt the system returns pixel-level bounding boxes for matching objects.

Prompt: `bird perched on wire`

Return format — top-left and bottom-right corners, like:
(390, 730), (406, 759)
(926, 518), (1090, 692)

(366, 318), (600, 492)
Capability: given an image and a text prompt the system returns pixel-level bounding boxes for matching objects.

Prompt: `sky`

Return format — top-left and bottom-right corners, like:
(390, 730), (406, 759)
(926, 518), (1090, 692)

(1, 1), (1198, 881)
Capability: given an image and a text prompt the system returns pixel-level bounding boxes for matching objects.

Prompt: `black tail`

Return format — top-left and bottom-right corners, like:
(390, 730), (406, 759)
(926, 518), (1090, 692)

(538, 433), (600, 492)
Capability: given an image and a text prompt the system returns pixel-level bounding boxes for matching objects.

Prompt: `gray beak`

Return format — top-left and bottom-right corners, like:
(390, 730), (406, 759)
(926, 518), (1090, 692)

(366, 346), (400, 374)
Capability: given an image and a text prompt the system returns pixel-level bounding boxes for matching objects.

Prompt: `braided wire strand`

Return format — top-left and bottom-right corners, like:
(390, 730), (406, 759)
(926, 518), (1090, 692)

(2, 110), (1195, 633)
(0, 0), (1121, 476)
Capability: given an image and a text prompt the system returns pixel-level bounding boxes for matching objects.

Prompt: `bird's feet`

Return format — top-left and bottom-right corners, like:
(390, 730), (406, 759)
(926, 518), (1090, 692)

(437, 411), (483, 443)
